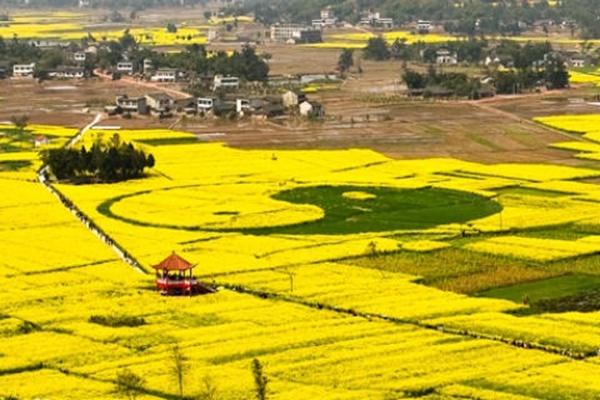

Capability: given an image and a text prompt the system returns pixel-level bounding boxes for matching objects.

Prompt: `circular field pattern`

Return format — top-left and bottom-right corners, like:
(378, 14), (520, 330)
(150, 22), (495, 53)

(98, 184), (501, 235)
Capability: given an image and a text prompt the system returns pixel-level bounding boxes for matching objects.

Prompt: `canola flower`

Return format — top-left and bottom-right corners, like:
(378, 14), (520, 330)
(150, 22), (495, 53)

(4, 124), (600, 397)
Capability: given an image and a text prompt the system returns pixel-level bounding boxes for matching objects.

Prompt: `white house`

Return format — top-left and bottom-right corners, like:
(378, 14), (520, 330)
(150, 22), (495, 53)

(282, 90), (307, 108)
(236, 98), (250, 115)
(47, 66), (86, 79)
(116, 62), (134, 75)
(570, 57), (587, 68)
(270, 24), (322, 43)
(417, 20), (432, 33)
(360, 11), (393, 28)
(213, 75), (240, 91)
(299, 100), (324, 118)
(197, 97), (216, 113)
(150, 68), (178, 82)
(73, 51), (87, 62)
(436, 50), (458, 65)
(13, 63), (36, 78)
(312, 8), (337, 28)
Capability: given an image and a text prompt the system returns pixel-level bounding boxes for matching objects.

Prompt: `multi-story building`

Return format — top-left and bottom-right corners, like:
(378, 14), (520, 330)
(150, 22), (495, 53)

(270, 23), (322, 44)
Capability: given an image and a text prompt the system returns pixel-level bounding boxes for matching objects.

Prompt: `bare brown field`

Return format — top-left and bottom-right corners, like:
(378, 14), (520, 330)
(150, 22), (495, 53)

(1, 54), (597, 168)
(0, 79), (148, 128)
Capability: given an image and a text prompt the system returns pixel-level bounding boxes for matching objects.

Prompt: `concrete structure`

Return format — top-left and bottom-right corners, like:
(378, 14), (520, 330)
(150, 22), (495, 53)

(360, 11), (393, 28)
(12, 63), (35, 78)
(143, 59), (154, 74)
(115, 95), (148, 114)
(270, 23), (322, 44)
(299, 100), (324, 118)
(312, 8), (337, 28)
(213, 75), (240, 91)
(436, 49), (458, 65)
(197, 97), (216, 113)
(282, 90), (307, 108)
(145, 92), (174, 114)
(47, 66), (87, 79)
(73, 51), (87, 62)
(150, 68), (178, 82)
(116, 62), (134, 75)
(236, 98), (251, 115)
(417, 20), (432, 33)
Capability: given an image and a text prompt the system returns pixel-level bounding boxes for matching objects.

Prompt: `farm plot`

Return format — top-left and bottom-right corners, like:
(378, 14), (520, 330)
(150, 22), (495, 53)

(0, 12), (207, 46)
(4, 123), (600, 398)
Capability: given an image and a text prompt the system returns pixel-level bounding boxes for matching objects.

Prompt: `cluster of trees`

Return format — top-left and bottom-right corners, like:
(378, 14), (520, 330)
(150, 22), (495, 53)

(0, 36), (96, 75)
(363, 36), (561, 66)
(42, 134), (155, 183)
(402, 67), (486, 99)
(228, 0), (600, 39)
(92, 31), (269, 82)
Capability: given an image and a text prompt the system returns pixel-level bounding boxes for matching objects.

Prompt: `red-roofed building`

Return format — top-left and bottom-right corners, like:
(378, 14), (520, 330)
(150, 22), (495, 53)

(153, 252), (214, 295)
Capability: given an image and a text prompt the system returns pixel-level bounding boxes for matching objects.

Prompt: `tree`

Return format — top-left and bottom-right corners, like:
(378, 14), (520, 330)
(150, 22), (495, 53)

(251, 358), (268, 400)
(171, 345), (188, 399)
(167, 23), (178, 33)
(41, 139), (154, 183)
(363, 36), (390, 61)
(115, 369), (145, 400)
(10, 114), (29, 133)
(402, 69), (426, 90)
(544, 54), (569, 89)
(337, 48), (354, 76)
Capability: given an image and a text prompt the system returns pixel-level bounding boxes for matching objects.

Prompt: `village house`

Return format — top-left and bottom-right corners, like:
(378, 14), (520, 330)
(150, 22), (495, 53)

(116, 61), (134, 75)
(282, 90), (307, 108)
(197, 97), (217, 114)
(174, 97), (197, 115)
(145, 92), (175, 115)
(270, 23), (322, 44)
(143, 59), (154, 74)
(299, 100), (324, 118)
(150, 68), (179, 83)
(12, 63), (36, 78)
(312, 8), (338, 28)
(360, 11), (393, 28)
(47, 66), (87, 80)
(115, 95), (149, 114)
(416, 20), (432, 34)
(73, 51), (87, 63)
(436, 49), (458, 65)
(213, 75), (240, 91)
(28, 39), (65, 49)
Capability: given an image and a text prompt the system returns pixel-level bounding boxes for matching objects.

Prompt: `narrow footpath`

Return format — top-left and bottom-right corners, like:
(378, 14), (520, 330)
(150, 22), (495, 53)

(36, 113), (148, 275)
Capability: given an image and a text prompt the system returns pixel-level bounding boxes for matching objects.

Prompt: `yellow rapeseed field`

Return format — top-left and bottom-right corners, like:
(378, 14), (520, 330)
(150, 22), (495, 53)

(3, 124), (600, 398)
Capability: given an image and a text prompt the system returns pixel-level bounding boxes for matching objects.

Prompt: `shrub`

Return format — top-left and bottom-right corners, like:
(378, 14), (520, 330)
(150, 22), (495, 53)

(89, 315), (146, 328)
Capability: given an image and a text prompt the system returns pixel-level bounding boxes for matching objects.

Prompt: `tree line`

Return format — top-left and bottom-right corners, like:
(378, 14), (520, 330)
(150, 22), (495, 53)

(228, 0), (600, 39)
(42, 134), (155, 183)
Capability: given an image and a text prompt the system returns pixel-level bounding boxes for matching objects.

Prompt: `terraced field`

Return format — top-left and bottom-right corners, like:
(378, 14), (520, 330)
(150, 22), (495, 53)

(3, 119), (600, 399)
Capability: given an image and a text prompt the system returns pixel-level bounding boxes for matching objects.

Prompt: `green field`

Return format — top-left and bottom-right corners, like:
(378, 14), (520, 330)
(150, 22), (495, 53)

(246, 186), (502, 235)
(477, 274), (600, 306)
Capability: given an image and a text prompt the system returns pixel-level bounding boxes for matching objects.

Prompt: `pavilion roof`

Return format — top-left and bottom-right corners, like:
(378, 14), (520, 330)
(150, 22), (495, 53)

(153, 252), (195, 271)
